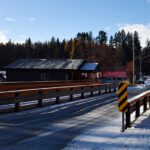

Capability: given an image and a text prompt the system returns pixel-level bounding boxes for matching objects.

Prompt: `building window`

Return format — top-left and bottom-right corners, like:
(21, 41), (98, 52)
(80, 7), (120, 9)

(41, 73), (49, 81)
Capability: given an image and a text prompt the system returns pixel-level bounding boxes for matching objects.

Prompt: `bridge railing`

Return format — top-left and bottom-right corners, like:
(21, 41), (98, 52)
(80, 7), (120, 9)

(0, 80), (96, 91)
(125, 90), (150, 128)
(0, 82), (116, 112)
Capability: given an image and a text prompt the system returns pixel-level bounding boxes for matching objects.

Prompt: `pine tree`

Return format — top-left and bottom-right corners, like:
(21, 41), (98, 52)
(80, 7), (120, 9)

(133, 31), (141, 58)
(96, 31), (107, 44)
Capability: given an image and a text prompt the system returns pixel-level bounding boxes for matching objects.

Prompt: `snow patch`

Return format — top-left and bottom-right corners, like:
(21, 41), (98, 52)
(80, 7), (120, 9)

(64, 110), (150, 150)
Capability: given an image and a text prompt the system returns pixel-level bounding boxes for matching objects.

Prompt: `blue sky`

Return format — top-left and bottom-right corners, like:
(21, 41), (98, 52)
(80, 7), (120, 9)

(0, 0), (150, 46)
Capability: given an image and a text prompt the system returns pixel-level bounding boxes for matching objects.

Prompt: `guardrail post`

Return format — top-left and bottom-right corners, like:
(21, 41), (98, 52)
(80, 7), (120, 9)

(70, 88), (73, 101)
(15, 93), (20, 112)
(114, 84), (116, 93)
(38, 91), (43, 107)
(56, 90), (60, 104)
(126, 104), (131, 128)
(56, 96), (59, 103)
(143, 97), (147, 112)
(105, 85), (107, 94)
(90, 87), (93, 97)
(136, 101), (140, 118)
(109, 85), (111, 93)
(98, 87), (101, 95)
(81, 87), (84, 99)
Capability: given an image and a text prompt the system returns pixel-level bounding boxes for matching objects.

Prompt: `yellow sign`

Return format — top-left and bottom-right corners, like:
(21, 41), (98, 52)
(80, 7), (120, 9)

(118, 82), (128, 112)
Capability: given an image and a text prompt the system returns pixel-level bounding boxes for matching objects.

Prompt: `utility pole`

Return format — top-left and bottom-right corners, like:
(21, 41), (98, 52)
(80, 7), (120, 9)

(132, 34), (135, 84)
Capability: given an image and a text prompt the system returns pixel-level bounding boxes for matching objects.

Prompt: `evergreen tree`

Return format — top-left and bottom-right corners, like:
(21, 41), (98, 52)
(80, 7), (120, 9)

(96, 31), (107, 44)
(141, 39), (150, 74)
(133, 31), (141, 58)
(125, 32), (133, 62)
(109, 35), (114, 46)
(113, 30), (126, 65)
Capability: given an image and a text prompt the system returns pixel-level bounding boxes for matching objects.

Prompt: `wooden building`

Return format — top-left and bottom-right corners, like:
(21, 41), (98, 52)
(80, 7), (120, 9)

(4, 59), (99, 81)
(101, 66), (127, 78)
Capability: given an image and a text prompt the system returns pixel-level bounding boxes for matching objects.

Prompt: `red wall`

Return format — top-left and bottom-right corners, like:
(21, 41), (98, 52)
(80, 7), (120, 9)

(103, 71), (126, 78)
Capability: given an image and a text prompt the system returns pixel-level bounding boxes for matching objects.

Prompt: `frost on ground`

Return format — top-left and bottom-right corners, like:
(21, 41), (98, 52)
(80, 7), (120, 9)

(64, 110), (150, 150)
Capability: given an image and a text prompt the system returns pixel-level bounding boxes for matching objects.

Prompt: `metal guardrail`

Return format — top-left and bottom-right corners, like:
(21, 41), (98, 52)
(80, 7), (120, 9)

(0, 82), (116, 113)
(125, 90), (150, 128)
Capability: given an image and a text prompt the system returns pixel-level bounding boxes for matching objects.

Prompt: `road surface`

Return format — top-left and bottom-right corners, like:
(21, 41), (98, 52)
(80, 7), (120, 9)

(0, 85), (149, 150)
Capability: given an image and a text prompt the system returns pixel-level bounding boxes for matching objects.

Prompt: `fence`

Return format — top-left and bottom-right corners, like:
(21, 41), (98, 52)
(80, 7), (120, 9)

(125, 90), (150, 128)
(0, 80), (96, 91)
(0, 82), (116, 113)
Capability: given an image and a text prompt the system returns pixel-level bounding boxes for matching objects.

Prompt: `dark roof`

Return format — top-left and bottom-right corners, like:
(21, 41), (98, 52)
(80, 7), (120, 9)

(4, 59), (85, 70)
(80, 63), (99, 71)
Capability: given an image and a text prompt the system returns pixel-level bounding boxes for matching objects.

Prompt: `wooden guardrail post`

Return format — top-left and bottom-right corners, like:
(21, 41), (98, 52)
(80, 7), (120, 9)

(70, 88), (73, 101)
(136, 101), (140, 118)
(56, 96), (60, 104)
(143, 97), (147, 112)
(56, 90), (60, 104)
(109, 85), (111, 93)
(105, 85), (107, 94)
(81, 87), (84, 99)
(15, 93), (20, 112)
(114, 84), (116, 93)
(98, 86), (101, 95)
(38, 91), (43, 107)
(90, 87), (93, 97)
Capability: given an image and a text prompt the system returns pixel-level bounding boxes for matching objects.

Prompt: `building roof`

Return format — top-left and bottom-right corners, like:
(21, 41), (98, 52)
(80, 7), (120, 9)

(4, 59), (85, 70)
(80, 63), (99, 71)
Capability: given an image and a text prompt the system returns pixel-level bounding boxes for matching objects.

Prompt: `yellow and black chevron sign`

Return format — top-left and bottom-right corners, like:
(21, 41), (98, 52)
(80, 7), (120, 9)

(118, 82), (128, 112)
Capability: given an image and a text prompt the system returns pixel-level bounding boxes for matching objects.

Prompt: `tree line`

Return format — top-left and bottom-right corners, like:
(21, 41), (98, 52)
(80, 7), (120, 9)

(0, 29), (150, 74)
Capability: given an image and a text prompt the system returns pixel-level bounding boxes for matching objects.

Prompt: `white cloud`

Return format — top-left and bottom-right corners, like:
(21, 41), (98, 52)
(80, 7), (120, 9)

(29, 18), (36, 21)
(119, 24), (150, 47)
(0, 30), (9, 43)
(5, 17), (16, 22)
(0, 30), (26, 44)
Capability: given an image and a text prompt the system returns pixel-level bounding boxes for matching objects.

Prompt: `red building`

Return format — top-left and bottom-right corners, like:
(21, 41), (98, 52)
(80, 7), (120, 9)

(101, 66), (127, 78)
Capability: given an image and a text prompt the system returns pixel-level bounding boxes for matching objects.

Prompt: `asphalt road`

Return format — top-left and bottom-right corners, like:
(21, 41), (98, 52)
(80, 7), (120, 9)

(0, 86), (149, 150)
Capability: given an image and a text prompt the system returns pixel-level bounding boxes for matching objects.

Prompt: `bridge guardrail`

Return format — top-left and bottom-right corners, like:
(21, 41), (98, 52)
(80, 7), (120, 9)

(125, 90), (150, 128)
(0, 83), (116, 112)
(0, 80), (96, 91)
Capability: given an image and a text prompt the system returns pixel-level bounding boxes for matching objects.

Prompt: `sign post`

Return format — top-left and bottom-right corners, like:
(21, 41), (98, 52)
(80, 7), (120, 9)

(118, 82), (128, 132)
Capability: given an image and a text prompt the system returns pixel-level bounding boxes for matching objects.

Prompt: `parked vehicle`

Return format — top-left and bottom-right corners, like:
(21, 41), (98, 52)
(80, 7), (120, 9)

(101, 77), (115, 84)
(101, 77), (128, 85)
(144, 76), (150, 86)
